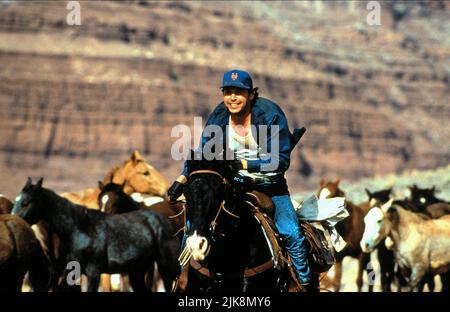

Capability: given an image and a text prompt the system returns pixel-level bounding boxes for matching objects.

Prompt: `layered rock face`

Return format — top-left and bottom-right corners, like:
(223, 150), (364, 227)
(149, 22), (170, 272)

(0, 1), (449, 197)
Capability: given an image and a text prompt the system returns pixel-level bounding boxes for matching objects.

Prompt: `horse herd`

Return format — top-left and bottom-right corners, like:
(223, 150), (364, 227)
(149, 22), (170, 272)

(317, 179), (450, 292)
(0, 150), (449, 292)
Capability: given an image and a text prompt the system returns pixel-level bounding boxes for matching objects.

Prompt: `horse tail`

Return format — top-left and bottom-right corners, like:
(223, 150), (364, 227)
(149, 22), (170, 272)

(152, 213), (181, 291)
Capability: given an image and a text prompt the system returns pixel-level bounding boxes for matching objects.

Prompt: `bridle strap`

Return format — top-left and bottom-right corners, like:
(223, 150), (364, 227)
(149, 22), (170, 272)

(187, 170), (239, 226)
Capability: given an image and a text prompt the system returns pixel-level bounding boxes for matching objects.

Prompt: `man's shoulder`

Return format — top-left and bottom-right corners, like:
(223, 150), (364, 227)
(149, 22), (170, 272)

(254, 97), (287, 119)
(207, 102), (229, 123)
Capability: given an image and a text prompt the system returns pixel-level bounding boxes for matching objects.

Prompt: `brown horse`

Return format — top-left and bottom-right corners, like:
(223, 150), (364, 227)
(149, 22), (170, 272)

(317, 179), (372, 292)
(60, 150), (170, 209)
(0, 214), (53, 291)
(0, 195), (13, 214)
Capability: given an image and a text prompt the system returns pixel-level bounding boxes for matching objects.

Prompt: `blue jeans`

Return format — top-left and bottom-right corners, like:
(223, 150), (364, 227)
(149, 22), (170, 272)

(180, 195), (311, 283)
(272, 195), (311, 283)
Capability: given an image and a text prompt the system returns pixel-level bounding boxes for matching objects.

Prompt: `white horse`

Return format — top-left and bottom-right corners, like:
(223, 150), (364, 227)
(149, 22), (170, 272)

(361, 199), (450, 291)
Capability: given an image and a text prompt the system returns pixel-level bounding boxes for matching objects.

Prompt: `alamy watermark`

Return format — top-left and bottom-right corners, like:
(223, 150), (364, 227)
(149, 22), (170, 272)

(66, 1), (81, 26)
(66, 260), (81, 286)
(170, 117), (280, 172)
(366, 1), (382, 26)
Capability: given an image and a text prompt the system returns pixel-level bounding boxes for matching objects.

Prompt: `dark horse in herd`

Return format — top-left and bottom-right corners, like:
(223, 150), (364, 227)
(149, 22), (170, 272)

(12, 178), (180, 292)
(0, 213), (52, 292)
(177, 155), (322, 292)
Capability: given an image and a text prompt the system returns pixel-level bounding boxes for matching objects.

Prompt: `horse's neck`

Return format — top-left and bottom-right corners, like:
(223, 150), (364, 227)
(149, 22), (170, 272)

(41, 189), (89, 236)
(120, 195), (139, 212)
(389, 206), (423, 246)
(339, 201), (364, 245)
(212, 210), (270, 268)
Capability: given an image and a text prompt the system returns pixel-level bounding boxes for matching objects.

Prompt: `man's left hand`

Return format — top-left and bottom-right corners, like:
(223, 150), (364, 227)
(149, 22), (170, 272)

(229, 159), (247, 172)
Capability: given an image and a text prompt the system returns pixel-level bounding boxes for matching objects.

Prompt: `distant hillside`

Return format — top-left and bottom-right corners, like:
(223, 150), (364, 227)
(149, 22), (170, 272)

(0, 1), (449, 198)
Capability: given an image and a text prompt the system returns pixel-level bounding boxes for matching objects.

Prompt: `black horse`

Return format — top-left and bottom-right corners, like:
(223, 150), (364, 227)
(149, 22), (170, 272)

(408, 184), (450, 218)
(97, 181), (185, 237)
(364, 188), (397, 292)
(12, 177), (180, 292)
(179, 157), (304, 293)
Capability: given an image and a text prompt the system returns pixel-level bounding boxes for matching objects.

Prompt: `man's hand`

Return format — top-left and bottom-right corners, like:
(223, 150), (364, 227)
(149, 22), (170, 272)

(168, 176), (186, 203)
(229, 159), (247, 172)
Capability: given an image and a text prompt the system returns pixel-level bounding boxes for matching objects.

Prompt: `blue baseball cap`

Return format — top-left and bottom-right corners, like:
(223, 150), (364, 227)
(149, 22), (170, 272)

(221, 69), (253, 91)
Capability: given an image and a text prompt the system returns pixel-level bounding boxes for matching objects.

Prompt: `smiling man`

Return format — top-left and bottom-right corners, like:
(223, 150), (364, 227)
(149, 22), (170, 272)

(168, 69), (312, 289)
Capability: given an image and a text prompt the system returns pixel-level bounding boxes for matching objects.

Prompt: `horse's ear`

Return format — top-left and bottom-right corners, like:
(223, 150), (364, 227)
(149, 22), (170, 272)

(335, 178), (340, 185)
(381, 198), (394, 213)
(98, 181), (104, 190)
(431, 186), (436, 193)
(319, 178), (324, 186)
(131, 150), (144, 163)
(36, 177), (44, 188)
(25, 177), (32, 188)
(121, 181), (126, 189)
(365, 188), (372, 197)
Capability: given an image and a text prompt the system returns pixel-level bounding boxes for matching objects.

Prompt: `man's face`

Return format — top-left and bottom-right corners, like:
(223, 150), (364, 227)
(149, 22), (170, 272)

(222, 87), (253, 116)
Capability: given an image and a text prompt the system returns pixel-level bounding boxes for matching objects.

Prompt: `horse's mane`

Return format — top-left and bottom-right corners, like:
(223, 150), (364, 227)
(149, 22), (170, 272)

(392, 204), (430, 222)
(42, 188), (105, 225)
(102, 165), (120, 184)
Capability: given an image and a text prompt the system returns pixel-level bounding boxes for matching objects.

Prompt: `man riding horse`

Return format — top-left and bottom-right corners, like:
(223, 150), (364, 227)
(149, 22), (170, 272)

(168, 69), (312, 290)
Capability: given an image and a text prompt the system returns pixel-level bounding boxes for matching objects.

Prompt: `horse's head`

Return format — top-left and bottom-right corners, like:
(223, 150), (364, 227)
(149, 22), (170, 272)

(408, 184), (438, 209)
(0, 195), (13, 214)
(317, 178), (345, 199)
(365, 187), (393, 208)
(360, 199), (395, 252)
(182, 156), (237, 263)
(104, 151), (169, 198)
(12, 177), (44, 225)
(97, 181), (126, 213)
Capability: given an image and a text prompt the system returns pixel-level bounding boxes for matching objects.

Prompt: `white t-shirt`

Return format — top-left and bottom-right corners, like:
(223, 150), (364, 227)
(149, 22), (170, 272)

(227, 117), (281, 181)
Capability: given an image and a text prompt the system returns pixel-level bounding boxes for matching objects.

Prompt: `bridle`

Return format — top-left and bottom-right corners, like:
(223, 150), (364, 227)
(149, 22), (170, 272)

(178, 169), (240, 270)
(187, 170), (240, 234)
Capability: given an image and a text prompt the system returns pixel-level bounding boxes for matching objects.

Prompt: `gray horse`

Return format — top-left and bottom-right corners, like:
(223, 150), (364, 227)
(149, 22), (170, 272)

(361, 199), (450, 291)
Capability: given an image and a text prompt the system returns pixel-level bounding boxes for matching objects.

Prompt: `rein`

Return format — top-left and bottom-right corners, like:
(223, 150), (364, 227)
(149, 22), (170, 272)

(188, 170), (240, 227)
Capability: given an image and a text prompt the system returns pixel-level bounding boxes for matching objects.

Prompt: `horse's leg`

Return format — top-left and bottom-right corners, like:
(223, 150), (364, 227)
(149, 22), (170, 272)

(440, 272), (450, 292)
(408, 267), (426, 292)
(56, 266), (81, 292)
(333, 258), (343, 292)
(309, 272), (320, 293)
(357, 252), (371, 292)
(156, 239), (181, 292)
(129, 270), (147, 293)
(144, 262), (155, 291)
(423, 273), (435, 292)
(377, 244), (394, 292)
(85, 265), (100, 292)
(100, 274), (111, 292)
